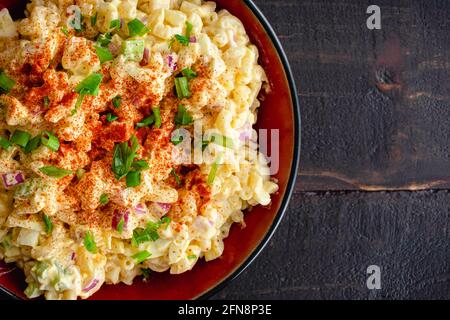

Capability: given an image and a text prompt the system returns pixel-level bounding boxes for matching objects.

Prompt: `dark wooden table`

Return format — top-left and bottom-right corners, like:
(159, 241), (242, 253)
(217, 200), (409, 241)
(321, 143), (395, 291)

(212, 0), (450, 300)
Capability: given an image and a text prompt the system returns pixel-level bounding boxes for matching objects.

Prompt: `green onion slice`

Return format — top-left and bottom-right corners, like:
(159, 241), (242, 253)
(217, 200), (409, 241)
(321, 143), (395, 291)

(136, 115), (154, 128)
(207, 154), (222, 185)
(181, 68), (197, 80)
(84, 231), (97, 254)
(10, 130), (31, 148)
(106, 113), (118, 122)
(171, 169), (182, 186)
(99, 193), (109, 206)
(153, 107), (162, 128)
(41, 131), (60, 152)
(43, 214), (53, 235)
(117, 217), (125, 234)
(112, 95), (122, 108)
(0, 71), (16, 94)
(24, 135), (41, 154)
(128, 19), (150, 37)
(210, 134), (234, 149)
(0, 136), (12, 150)
(132, 250), (151, 264)
(91, 13), (97, 26)
(39, 166), (73, 178)
(109, 19), (121, 30)
(75, 73), (103, 96)
(97, 32), (112, 46)
(174, 77), (191, 99)
(95, 45), (113, 63)
(126, 171), (141, 187)
(132, 160), (149, 171)
(174, 105), (193, 126)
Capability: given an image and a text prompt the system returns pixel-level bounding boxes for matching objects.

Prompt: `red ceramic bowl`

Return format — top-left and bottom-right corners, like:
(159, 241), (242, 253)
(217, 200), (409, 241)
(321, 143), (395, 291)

(0, 0), (300, 300)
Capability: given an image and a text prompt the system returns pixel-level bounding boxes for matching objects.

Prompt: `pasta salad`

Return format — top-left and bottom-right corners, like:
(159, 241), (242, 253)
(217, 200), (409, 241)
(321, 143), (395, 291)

(0, 0), (278, 300)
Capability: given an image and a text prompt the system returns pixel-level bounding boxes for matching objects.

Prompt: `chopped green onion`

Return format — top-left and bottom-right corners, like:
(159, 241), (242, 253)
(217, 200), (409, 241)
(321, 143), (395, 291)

(202, 139), (210, 151)
(110, 19), (121, 30)
(174, 77), (191, 99)
(132, 250), (151, 264)
(106, 113), (118, 122)
(171, 131), (184, 145)
(95, 45), (113, 63)
(39, 166), (73, 178)
(181, 68), (197, 80)
(43, 96), (50, 107)
(136, 115), (154, 128)
(170, 21), (193, 47)
(112, 135), (139, 180)
(117, 217), (125, 234)
(171, 169), (182, 186)
(61, 26), (69, 36)
(41, 131), (60, 152)
(76, 168), (86, 180)
(97, 32), (112, 46)
(131, 218), (169, 247)
(84, 231), (97, 254)
(207, 154), (222, 185)
(132, 160), (149, 171)
(187, 254), (197, 260)
(210, 134), (234, 149)
(72, 93), (85, 116)
(112, 95), (122, 108)
(174, 105), (193, 126)
(24, 135), (41, 154)
(122, 39), (145, 62)
(126, 171), (141, 187)
(75, 73), (103, 96)
(128, 19), (150, 37)
(153, 107), (162, 128)
(99, 193), (109, 206)
(10, 130), (31, 147)
(43, 214), (53, 235)
(0, 71), (15, 94)
(73, 73), (103, 115)
(140, 268), (151, 281)
(161, 216), (171, 226)
(0, 136), (11, 150)
(186, 21), (193, 38)
(91, 13), (97, 26)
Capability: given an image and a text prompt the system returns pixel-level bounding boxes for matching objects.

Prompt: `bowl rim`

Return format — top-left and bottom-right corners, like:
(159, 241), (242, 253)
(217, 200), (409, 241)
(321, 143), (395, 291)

(197, 0), (301, 300)
(0, 0), (301, 301)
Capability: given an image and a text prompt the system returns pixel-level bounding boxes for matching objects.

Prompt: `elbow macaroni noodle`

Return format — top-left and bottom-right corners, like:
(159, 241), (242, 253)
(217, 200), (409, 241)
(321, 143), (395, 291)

(0, 0), (279, 299)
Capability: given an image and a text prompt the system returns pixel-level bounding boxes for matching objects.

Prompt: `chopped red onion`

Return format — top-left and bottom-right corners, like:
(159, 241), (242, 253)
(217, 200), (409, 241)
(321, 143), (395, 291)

(167, 54), (177, 72)
(111, 209), (129, 231)
(156, 202), (171, 214)
(2, 172), (25, 188)
(189, 36), (197, 43)
(135, 203), (148, 215)
(83, 278), (99, 292)
(120, 19), (124, 28)
(140, 47), (150, 66)
(140, 17), (148, 25)
(108, 43), (120, 56)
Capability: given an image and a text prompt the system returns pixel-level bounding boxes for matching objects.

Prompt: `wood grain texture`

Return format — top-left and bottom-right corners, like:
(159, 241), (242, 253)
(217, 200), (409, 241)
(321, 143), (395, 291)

(213, 192), (450, 299)
(212, 0), (450, 300)
(253, 0), (450, 191)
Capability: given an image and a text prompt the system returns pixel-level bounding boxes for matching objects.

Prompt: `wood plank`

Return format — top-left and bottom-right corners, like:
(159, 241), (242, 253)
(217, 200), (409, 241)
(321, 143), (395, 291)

(212, 191), (450, 299)
(253, 0), (450, 191)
